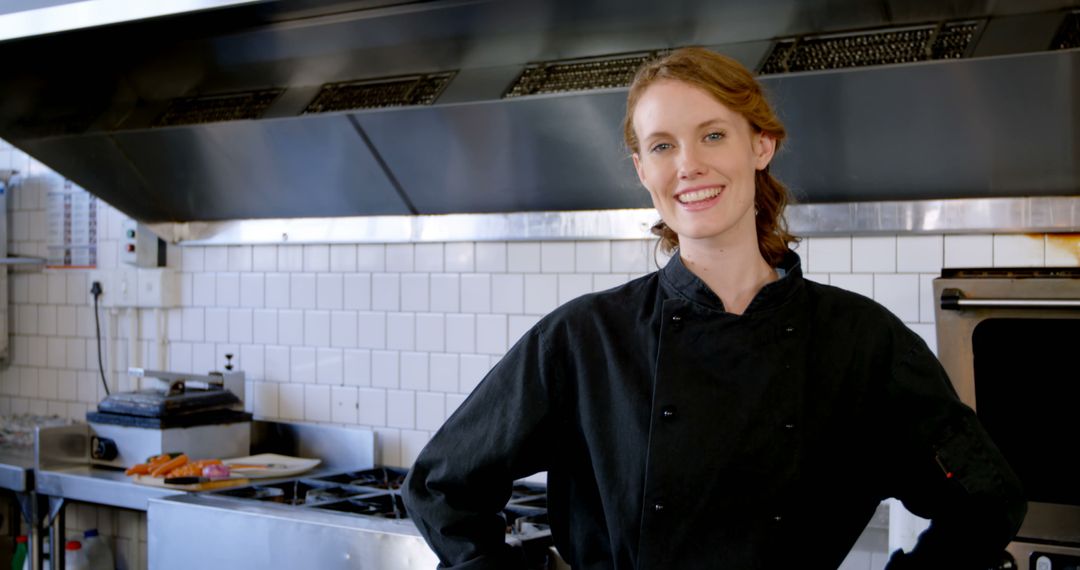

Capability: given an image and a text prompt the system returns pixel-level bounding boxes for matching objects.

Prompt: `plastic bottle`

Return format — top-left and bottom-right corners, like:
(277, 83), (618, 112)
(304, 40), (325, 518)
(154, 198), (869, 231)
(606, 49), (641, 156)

(64, 541), (88, 570)
(11, 535), (28, 570)
(81, 530), (114, 570)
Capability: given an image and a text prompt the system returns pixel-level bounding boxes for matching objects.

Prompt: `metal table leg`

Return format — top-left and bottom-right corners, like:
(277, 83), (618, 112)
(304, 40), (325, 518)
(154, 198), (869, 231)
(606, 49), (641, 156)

(46, 497), (65, 570)
(15, 491), (45, 570)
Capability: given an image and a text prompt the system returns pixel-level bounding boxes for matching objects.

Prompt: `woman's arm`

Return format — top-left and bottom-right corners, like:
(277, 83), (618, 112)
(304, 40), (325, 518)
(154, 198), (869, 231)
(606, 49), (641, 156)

(883, 338), (1026, 569)
(402, 325), (558, 570)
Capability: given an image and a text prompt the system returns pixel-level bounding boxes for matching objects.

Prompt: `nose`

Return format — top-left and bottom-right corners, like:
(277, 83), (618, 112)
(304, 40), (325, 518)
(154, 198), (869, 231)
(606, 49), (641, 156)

(677, 145), (705, 180)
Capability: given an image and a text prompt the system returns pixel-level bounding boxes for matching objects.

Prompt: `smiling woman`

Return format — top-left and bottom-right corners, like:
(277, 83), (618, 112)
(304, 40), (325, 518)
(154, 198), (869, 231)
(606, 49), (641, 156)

(623, 47), (795, 268)
(403, 47), (1026, 570)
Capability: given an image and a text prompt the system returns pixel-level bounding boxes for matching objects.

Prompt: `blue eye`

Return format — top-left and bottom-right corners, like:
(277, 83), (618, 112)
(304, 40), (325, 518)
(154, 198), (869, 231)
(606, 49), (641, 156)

(705, 131), (725, 142)
(649, 142), (673, 153)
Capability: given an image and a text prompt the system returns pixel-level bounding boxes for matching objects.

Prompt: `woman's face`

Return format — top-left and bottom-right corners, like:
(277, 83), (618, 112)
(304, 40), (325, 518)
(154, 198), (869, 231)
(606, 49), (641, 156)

(632, 79), (775, 249)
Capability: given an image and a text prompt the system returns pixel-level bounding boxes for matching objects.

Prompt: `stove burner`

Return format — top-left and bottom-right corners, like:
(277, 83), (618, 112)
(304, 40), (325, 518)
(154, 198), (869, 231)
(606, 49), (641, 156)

(316, 467), (407, 491)
(315, 493), (409, 519)
(218, 479), (357, 506)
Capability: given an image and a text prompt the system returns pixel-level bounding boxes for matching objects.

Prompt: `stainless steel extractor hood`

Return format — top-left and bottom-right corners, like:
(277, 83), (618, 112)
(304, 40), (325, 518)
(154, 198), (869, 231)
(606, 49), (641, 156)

(0, 0), (1077, 225)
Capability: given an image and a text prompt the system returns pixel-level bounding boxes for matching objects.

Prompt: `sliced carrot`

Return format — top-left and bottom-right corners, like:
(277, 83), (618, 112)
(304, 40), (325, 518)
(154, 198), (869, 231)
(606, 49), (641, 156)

(150, 454), (188, 478)
(125, 464), (150, 476)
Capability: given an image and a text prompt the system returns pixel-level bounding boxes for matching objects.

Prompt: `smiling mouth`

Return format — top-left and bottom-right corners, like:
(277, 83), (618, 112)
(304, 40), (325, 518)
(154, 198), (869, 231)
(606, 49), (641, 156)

(676, 186), (723, 204)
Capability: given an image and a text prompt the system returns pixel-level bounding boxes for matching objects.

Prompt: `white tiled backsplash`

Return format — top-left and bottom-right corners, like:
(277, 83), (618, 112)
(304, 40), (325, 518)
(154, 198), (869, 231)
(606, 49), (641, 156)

(2, 141), (1078, 569)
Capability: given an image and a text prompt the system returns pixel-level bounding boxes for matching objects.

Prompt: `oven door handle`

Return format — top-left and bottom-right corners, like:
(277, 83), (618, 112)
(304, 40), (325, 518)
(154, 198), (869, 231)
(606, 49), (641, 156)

(940, 288), (1080, 310)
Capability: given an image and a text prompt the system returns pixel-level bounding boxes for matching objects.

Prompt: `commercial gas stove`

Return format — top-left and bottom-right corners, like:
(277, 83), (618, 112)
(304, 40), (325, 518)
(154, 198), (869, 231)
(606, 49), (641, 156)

(149, 467), (561, 570)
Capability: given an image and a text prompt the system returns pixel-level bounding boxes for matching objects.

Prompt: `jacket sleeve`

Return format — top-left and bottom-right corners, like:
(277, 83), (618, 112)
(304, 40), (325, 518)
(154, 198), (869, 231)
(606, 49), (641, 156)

(882, 335), (1026, 569)
(402, 324), (558, 570)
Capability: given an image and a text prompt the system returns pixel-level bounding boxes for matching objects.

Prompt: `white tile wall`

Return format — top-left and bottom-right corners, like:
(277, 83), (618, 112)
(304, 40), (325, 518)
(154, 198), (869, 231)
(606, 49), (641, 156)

(430, 274), (459, 312)
(993, 234), (1044, 267)
(944, 235), (993, 267)
(475, 243), (507, 272)
(445, 243), (475, 272)
(808, 237), (852, 273)
(343, 274), (371, 310)
(492, 274), (524, 314)
(541, 243), (575, 273)
(524, 274), (557, 315)
(461, 274), (491, 313)
(330, 245), (357, 272)
(357, 245), (385, 271)
(317, 274), (344, 309)
(896, 236), (943, 273)
(852, 237), (896, 273)
(507, 242), (540, 273)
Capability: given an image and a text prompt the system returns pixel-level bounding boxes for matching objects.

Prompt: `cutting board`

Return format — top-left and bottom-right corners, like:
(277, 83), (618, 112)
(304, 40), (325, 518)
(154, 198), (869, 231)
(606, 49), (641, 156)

(133, 475), (251, 491)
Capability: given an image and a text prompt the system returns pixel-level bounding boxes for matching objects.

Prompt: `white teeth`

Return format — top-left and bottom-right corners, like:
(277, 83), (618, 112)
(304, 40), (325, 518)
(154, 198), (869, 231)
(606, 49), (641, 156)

(677, 187), (722, 203)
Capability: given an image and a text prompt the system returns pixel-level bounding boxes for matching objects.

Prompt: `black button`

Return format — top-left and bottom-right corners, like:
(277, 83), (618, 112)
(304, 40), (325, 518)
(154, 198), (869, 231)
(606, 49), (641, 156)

(653, 502), (665, 513)
(661, 406), (677, 419)
(784, 325), (795, 334)
(783, 422), (796, 430)
(670, 314), (683, 330)
(772, 514), (782, 523)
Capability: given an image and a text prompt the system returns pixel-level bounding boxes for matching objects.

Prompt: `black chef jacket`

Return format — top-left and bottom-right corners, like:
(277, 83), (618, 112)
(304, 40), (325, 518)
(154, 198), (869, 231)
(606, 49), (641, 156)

(403, 250), (1026, 570)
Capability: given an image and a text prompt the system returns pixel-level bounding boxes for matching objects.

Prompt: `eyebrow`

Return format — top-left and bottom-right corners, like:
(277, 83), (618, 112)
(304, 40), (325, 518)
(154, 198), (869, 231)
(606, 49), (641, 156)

(641, 118), (732, 144)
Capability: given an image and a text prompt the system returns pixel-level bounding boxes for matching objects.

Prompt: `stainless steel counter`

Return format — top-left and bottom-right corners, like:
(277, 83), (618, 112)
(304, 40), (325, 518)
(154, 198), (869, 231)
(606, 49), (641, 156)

(0, 447), (35, 492)
(150, 493), (440, 569)
(34, 465), (178, 511)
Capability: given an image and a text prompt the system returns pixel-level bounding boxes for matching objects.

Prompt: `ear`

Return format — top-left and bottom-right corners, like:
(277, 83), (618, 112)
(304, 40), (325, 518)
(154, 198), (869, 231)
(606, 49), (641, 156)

(632, 152), (646, 186)
(753, 132), (777, 170)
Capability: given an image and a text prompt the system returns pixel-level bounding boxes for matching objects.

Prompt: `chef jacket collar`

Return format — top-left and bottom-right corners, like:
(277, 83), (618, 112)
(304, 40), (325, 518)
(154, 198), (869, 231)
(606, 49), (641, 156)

(659, 248), (804, 315)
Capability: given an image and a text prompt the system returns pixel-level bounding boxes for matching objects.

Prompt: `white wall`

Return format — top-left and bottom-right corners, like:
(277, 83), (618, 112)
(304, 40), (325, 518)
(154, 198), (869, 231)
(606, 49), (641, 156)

(2, 140), (1076, 569)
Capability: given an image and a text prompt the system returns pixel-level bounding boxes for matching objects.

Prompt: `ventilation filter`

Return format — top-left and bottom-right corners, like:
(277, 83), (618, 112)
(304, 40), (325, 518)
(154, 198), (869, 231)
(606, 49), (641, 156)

(760, 21), (980, 75)
(304, 73), (454, 113)
(1051, 11), (1080, 49)
(504, 52), (663, 98)
(154, 89), (283, 127)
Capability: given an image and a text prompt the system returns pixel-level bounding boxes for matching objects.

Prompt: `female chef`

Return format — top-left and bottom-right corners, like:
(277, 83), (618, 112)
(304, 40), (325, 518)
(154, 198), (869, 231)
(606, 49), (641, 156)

(403, 46), (1025, 570)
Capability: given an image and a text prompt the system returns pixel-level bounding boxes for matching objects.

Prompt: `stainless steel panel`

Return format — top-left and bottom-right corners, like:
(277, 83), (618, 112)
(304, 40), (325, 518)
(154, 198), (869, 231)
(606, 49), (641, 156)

(153, 197), (1080, 246)
(159, 208), (657, 245)
(109, 115), (410, 221)
(763, 49), (1080, 202)
(149, 495), (439, 569)
(250, 421), (375, 471)
(34, 424), (88, 471)
(784, 196), (1080, 236)
(355, 92), (648, 214)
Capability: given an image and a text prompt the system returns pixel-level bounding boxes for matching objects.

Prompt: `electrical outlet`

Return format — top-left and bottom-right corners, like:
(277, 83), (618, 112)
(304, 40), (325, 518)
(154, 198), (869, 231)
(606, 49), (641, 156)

(116, 268), (138, 307)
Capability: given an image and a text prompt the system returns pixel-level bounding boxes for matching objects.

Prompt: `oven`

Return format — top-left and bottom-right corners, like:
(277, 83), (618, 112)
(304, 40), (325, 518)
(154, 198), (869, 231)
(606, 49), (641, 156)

(934, 268), (1080, 570)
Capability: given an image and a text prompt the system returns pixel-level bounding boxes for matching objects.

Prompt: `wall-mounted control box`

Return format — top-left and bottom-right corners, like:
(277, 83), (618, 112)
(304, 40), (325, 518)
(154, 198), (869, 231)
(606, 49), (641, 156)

(121, 219), (166, 268)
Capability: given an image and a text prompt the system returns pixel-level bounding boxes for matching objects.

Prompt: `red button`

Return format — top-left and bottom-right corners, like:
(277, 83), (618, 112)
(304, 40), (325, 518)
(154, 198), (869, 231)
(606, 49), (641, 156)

(126, 244), (135, 252)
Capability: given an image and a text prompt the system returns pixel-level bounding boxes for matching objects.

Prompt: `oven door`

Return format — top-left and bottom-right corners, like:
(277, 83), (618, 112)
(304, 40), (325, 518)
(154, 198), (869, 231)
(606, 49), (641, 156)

(934, 270), (1080, 569)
